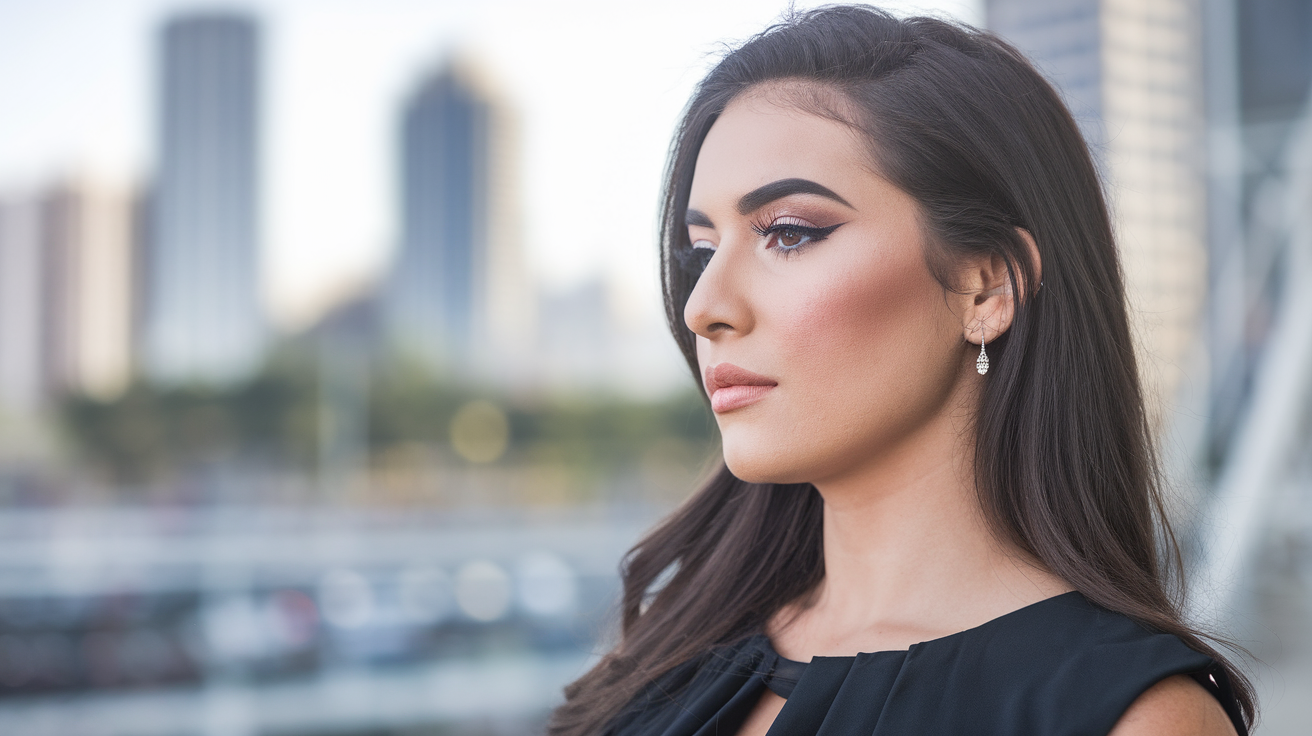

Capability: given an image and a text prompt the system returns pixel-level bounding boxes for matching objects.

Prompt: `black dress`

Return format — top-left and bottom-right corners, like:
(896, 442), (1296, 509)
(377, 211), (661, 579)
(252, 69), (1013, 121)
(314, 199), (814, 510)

(607, 591), (1248, 736)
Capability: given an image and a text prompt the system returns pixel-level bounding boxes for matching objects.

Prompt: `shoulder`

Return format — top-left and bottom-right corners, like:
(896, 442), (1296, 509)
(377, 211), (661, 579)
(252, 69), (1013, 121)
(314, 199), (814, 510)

(946, 591), (1214, 685)
(879, 592), (1245, 736)
(1109, 674), (1238, 736)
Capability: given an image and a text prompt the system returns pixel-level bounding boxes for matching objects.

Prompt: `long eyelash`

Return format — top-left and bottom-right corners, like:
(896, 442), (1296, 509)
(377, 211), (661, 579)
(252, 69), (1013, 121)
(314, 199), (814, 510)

(749, 219), (842, 257)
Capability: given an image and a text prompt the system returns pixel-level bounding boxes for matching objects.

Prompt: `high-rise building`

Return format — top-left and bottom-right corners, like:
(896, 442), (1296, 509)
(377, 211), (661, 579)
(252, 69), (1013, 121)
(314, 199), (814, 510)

(40, 178), (139, 401)
(0, 178), (138, 413)
(145, 12), (265, 385)
(0, 194), (44, 417)
(384, 57), (532, 378)
(987, 0), (1208, 428)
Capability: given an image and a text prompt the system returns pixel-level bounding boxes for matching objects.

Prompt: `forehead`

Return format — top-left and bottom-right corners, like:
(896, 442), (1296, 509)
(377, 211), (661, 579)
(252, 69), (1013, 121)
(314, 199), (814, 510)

(690, 87), (874, 204)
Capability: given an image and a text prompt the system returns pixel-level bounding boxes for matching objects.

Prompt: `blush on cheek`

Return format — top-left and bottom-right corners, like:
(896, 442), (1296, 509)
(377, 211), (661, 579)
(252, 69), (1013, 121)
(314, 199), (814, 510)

(775, 254), (934, 378)
(770, 249), (953, 474)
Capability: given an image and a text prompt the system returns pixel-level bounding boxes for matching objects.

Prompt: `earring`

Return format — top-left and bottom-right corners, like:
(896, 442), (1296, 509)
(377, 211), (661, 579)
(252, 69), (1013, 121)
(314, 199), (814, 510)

(975, 324), (989, 375)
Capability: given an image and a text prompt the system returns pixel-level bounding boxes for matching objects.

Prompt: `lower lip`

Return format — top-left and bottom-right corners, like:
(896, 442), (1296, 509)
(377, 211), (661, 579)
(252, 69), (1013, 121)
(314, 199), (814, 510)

(711, 385), (775, 413)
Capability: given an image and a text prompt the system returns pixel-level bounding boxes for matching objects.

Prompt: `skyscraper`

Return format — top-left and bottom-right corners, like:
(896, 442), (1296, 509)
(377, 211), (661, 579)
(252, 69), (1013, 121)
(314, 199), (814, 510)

(0, 178), (138, 413)
(385, 57), (532, 377)
(987, 0), (1208, 428)
(41, 177), (138, 401)
(0, 194), (44, 417)
(145, 12), (265, 384)
(987, 0), (1106, 157)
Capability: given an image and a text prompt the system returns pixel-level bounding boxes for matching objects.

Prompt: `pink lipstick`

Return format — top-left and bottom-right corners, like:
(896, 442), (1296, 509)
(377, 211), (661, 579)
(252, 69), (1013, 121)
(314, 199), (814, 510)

(704, 363), (778, 413)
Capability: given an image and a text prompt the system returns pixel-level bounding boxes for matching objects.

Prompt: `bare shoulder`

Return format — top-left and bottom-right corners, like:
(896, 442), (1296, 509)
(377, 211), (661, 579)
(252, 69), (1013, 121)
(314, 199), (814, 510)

(1108, 674), (1238, 736)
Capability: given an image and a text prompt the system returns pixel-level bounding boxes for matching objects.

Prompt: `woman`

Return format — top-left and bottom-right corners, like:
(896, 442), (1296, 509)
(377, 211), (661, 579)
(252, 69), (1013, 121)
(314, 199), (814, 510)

(550, 6), (1254, 735)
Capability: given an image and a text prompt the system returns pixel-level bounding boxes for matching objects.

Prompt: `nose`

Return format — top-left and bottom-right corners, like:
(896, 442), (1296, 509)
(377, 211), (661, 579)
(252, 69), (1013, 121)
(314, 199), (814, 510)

(683, 235), (755, 340)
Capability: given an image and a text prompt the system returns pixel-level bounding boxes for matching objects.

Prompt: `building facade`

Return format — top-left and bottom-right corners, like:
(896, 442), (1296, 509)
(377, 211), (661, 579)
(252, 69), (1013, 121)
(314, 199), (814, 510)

(145, 12), (265, 385)
(41, 178), (138, 401)
(987, 0), (1209, 429)
(0, 195), (44, 417)
(384, 58), (532, 379)
(0, 178), (137, 415)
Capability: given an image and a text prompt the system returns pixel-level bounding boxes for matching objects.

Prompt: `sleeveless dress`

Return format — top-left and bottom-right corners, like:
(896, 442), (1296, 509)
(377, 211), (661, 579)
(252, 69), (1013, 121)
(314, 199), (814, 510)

(607, 591), (1248, 736)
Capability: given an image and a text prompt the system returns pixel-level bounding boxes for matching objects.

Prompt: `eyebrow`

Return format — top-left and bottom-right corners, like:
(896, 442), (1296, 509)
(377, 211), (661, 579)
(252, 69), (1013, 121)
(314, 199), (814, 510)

(685, 209), (715, 227)
(684, 177), (854, 228)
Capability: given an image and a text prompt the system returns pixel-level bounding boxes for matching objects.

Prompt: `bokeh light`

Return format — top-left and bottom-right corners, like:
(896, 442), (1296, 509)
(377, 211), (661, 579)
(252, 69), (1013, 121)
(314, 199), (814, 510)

(454, 560), (512, 622)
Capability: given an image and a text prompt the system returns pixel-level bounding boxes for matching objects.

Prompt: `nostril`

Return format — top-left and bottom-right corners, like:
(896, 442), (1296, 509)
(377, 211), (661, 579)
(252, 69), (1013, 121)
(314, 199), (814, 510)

(708, 322), (733, 333)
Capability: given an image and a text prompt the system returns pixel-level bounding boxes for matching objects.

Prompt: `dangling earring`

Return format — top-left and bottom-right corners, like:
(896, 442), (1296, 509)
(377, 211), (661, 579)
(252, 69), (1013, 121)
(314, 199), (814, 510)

(975, 323), (989, 375)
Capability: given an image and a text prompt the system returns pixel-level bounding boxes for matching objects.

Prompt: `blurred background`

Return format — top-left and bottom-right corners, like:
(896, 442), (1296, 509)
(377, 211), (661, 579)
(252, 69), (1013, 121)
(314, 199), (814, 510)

(0, 0), (1308, 733)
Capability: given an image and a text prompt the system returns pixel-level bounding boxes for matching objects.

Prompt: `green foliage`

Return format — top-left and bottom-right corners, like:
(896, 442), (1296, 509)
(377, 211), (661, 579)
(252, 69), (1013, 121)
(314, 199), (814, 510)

(58, 339), (718, 500)
(60, 344), (322, 484)
(508, 391), (716, 471)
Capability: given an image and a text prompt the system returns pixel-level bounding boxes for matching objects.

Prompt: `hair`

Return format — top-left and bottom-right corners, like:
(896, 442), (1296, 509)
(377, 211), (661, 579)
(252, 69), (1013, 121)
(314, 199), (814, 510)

(548, 5), (1255, 733)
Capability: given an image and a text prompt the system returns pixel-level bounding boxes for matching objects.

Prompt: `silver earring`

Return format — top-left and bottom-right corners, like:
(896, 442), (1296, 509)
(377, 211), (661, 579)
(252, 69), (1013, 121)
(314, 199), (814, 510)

(975, 325), (989, 375)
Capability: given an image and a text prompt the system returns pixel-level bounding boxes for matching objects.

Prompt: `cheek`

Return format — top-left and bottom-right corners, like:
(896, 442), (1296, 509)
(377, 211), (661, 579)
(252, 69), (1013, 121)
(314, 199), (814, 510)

(774, 253), (943, 381)
(754, 248), (958, 474)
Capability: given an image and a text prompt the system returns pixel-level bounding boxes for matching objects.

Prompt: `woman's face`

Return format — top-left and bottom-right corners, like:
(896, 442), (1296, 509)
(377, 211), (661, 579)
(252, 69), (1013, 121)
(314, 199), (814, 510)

(684, 87), (974, 486)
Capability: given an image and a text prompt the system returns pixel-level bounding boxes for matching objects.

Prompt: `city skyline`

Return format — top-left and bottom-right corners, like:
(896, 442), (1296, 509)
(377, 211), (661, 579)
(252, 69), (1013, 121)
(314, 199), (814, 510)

(1, 3), (1311, 731)
(0, 0), (979, 334)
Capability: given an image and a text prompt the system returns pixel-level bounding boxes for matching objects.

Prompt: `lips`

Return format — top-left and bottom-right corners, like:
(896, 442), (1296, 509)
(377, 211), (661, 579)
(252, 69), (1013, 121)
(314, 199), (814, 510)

(704, 363), (778, 413)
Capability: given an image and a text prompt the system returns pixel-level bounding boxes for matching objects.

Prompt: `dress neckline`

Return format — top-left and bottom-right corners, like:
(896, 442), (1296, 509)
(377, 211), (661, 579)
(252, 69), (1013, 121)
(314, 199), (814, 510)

(762, 589), (1085, 665)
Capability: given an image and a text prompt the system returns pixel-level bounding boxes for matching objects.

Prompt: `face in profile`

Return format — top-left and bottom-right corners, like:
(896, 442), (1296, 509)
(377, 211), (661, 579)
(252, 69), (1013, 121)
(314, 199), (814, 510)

(683, 85), (977, 487)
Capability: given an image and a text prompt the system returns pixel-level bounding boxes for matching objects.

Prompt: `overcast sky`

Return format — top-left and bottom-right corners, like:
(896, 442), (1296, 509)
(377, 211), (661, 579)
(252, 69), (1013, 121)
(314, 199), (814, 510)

(0, 0), (980, 330)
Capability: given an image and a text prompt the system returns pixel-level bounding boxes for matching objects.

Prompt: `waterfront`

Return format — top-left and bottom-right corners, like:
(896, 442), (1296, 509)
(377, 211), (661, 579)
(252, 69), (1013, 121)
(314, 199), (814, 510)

(0, 505), (658, 735)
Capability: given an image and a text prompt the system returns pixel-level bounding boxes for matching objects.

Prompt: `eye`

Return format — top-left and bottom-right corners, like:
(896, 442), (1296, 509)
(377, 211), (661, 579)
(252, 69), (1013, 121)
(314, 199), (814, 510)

(750, 217), (842, 256)
(774, 227), (809, 249)
(691, 238), (716, 251)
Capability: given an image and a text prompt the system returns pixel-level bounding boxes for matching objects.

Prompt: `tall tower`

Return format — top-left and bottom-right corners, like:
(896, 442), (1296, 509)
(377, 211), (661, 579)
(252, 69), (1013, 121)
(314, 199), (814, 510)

(385, 57), (532, 377)
(146, 12), (265, 384)
(0, 194), (44, 417)
(40, 178), (138, 401)
(0, 178), (138, 413)
(987, 0), (1208, 429)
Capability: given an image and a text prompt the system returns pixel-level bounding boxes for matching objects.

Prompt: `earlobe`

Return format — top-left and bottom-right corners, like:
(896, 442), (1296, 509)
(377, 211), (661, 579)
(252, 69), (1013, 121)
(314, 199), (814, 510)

(961, 261), (1013, 344)
(967, 227), (1040, 343)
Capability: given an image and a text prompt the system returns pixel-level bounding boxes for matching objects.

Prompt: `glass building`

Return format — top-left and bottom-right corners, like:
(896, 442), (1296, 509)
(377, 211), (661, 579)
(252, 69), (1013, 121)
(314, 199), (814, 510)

(386, 63), (491, 370)
(145, 12), (266, 384)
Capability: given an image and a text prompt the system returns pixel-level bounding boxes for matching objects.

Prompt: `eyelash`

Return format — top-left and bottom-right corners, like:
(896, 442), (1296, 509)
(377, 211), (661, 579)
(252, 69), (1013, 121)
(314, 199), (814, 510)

(749, 217), (842, 258)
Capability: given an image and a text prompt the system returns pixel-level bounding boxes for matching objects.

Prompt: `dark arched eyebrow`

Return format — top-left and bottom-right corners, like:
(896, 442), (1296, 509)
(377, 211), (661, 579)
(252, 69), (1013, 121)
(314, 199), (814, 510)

(736, 178), (853, 214)
(684, 177), (854, 228)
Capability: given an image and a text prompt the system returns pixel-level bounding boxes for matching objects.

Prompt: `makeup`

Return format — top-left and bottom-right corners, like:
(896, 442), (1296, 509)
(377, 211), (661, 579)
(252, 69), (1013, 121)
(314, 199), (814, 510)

(705, 363), (778, 413)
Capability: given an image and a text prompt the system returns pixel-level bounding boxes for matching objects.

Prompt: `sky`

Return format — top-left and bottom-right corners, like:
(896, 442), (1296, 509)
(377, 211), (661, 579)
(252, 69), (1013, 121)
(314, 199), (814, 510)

(0, 0), (981, 330)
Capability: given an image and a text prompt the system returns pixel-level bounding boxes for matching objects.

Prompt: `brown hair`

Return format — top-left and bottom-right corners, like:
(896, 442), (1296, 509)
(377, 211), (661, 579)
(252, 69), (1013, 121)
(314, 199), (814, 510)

(548, 5), (1255, 733)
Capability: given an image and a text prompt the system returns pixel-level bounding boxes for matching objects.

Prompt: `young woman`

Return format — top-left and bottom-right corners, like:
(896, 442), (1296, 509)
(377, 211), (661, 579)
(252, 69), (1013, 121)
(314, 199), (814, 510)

(549, 6), (1254, 735)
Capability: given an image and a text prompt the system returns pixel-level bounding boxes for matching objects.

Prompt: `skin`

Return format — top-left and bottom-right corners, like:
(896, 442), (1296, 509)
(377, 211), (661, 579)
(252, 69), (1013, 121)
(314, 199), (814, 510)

(682, 83), (1236, 736)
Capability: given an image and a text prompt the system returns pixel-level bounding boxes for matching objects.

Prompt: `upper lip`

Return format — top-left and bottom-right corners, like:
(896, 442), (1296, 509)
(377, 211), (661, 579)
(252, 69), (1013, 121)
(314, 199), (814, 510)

(704, 363), (778, 395)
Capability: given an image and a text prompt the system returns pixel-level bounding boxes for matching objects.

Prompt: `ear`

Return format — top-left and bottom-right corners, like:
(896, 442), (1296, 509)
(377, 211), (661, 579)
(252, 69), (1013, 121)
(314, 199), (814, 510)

(961, 228), (1041, 346)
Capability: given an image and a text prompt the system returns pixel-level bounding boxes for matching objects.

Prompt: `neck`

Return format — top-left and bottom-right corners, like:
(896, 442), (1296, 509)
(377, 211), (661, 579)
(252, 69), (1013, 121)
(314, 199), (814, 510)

(773, 385), (1070, 658)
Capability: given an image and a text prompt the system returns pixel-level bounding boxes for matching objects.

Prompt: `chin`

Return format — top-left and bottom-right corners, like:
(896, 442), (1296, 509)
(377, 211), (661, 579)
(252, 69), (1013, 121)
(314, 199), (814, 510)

(721, 438), (813, 485)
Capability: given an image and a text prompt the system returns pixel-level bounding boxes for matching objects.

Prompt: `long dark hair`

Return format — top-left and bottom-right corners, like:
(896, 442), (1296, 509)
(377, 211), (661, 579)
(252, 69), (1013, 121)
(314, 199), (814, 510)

(548, 6), (1255, 733)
